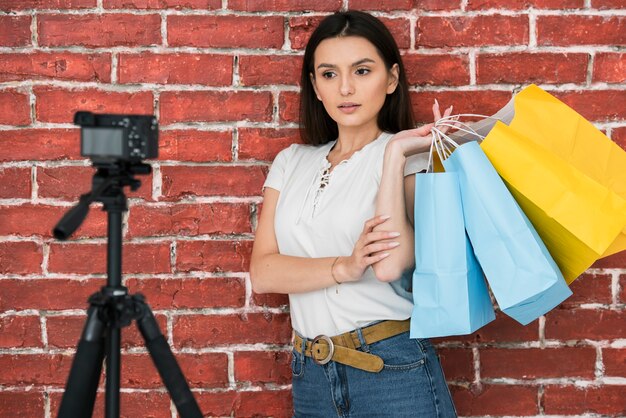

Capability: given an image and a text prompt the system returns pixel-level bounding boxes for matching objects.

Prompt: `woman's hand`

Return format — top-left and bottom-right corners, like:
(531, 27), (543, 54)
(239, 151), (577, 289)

(332, 215), (401, 283)
(387, 100), (455, 158)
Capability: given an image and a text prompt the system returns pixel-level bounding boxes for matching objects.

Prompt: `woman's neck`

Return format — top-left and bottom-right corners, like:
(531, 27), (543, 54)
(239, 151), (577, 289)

(333, 125), (382, 156)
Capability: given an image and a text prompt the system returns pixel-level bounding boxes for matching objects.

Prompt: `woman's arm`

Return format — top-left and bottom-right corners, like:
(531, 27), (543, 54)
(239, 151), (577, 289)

(250, 188), (336, 294)
(372, 101), (453, 282)
(371, 138), (429, 282)
(250, 188), (401, 294)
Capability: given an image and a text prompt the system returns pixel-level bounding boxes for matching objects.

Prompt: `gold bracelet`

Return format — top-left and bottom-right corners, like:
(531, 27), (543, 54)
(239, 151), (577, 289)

(331, 256), (341, 285)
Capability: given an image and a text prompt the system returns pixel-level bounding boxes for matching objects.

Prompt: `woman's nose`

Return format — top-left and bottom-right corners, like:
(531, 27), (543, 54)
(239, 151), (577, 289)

(339, 75), (354, 96)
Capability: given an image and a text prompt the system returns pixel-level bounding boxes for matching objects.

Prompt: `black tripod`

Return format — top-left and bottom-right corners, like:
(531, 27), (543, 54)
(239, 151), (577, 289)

(54, 162), (202, 418)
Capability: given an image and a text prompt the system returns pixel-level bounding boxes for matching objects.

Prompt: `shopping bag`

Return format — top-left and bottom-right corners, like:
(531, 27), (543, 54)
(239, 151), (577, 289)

(410, 156), (495, 338)
(438, 137), (572, 325)
(446, 84), (626, 283)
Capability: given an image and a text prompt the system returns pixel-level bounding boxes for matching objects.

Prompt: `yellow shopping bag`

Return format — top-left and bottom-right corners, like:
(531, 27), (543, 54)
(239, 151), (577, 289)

(477, 85), (626, 283)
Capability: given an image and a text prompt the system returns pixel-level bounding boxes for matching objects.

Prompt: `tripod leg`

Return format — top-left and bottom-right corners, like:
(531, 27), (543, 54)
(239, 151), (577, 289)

(135, 300), (203, 418)
(58, 305), (106, 418)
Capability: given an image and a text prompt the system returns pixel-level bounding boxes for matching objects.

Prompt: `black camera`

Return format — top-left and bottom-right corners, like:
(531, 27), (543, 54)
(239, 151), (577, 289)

(75, 111), (158, 163)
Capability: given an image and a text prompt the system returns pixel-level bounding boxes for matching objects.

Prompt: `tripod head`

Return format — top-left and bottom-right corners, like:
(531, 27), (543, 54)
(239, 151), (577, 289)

(53, 160), (151, 240)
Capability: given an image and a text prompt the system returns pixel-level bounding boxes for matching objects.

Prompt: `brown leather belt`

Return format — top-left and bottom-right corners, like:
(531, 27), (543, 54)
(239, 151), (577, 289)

(293, 319), (410, 373)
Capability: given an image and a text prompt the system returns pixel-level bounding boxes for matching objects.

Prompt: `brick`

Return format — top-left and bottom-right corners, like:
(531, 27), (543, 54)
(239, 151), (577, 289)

(251, 292), (289, 308)
(234, 351), (291, 385)
(168, 15), (284, 48)
(176, 240), (253, 273)
(543, 385), (626, 415)
(603, 348), (626, 377)
(593, 53), (626, 83)
(0, 392), (43, 417)
(0, 204), (107, 238)
(433, 312), (538, 345)
(50, 391), (172, 418)
(289, 16), (324, 50)
(545, 309), (626, 341)
(562, 272), (612, 307)
(537, 15), (626, 46)
(239, 55), (301, 86)
(553, 90), (626, 122)
(38, 14), (161, 47)
(467, 0), (582, 8)
(0, 16), (31, 47)
(159, 91), (272, 124)
(160, 165), (266, 199)
(173, 313), (292, 347)
(118, 53), (232, 85)
(48, 242), (171, 274)
(591, 0), (624, 7)
(126, 277), (246, 309)
(0, 278), (104, 312)
(128, 203), (251, 237)
(0, 354), (71, 385)
(278, 91), (300, 123)
(0, 129), (80, 162)
(410, 90), (512, 125)
(228, 0), (340, 11)
(0, 0), (95, 9)
(417, 15), (529, 47)
(0, 89), (30, 126)
(176, 353), (230, 387)
(381, 17), (411, 50)
(103, 0), (220, 8)
(451, 384), (538, 416)
(0, 242), (42, 274)
(34, 87), (154, 124)
(0, 316), (42, 348)
(37, 166), (152, 201)
(195, 390), (292, 418)
(0, 52), (111, 83)
(592, 246), (626, 268)
(437, 347), (473, 381)
(477, 52), (588, 84)
(481, 347), (596, 379)
(159, 130), (232, 162)
(350, 0), (460, 11)
(238, 128), (301, 162)
(0, 167), (31, 198)
(403, 54), (470, 86)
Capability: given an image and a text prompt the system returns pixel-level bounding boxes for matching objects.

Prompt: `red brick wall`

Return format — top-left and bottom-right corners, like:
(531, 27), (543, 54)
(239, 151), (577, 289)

(0, 0), (625, 416)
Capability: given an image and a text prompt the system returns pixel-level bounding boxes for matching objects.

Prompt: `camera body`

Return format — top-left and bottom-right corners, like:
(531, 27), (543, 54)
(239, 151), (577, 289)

(75, 111), (158, 163)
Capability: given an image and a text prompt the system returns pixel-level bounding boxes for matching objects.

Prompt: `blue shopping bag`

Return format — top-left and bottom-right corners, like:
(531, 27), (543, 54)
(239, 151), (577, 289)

(442, 141), (572, 325)
(410, 171), (495, 338)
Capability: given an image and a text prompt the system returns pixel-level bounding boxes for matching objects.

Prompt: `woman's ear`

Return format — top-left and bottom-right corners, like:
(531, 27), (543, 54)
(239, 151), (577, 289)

(310, 73), (322, 101)
(387, 63), (400, 95)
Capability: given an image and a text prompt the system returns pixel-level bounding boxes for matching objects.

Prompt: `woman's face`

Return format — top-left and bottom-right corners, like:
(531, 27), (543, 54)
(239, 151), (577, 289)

(310, 36), (399, 134)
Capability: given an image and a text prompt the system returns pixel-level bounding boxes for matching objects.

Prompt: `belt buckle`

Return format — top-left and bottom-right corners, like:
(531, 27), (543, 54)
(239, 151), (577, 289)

(311, 335), (334, 365)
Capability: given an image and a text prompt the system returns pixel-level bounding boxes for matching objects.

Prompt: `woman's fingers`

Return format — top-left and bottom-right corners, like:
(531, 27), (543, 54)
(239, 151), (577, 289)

(362, 241), (400, 256)
(362, 214), (390, 233)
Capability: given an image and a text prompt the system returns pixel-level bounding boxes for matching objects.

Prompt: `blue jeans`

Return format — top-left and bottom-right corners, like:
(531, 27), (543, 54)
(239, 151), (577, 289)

(291, 331), (457, 417)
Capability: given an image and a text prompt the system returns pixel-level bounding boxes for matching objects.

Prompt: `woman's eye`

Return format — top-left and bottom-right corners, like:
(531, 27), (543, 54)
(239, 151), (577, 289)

(356, 68), (370, 75)
(322, 72), (336, 79)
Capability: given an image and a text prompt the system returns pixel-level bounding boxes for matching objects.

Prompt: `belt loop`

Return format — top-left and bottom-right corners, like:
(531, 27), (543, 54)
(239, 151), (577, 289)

(300, 335), (308, 364)
(356, 327), (370, 353)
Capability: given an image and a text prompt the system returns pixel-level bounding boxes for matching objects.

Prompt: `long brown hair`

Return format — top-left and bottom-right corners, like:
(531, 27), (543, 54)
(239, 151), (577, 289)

(299, 11), (415, 145)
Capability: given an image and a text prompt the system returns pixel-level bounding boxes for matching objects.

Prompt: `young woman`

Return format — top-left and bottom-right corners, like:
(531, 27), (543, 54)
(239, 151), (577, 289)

(250, 10), (457, 417)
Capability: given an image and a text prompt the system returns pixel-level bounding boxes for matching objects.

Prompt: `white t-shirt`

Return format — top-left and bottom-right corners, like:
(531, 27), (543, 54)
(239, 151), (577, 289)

(263, 131), (429, 338)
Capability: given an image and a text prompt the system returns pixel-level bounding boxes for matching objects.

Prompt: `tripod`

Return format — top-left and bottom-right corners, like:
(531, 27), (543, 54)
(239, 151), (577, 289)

(54, 162), (202, 418)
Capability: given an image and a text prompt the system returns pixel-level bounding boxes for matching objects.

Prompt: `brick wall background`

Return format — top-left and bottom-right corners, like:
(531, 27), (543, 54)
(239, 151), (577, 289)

(0, 0), (625, 416)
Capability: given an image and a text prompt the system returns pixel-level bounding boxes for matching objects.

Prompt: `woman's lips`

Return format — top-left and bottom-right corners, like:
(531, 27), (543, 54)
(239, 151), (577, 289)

(338, 103), (360, 114)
